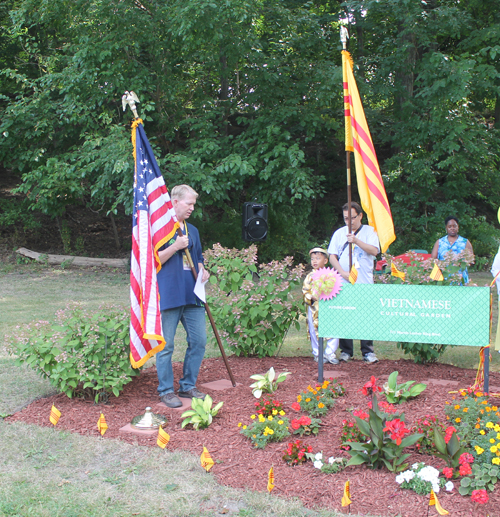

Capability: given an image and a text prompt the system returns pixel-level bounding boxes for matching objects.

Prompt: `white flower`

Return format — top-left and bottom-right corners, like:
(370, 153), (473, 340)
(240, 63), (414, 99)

(412, 463), (420, 470)
(395, 470), (415, 484)
(313, 460), (323, 469)
(328, 457), (335, 464)
(417, 466), (440, 483)
(445, 481), (454, 492)
(315, 453), (323, 461)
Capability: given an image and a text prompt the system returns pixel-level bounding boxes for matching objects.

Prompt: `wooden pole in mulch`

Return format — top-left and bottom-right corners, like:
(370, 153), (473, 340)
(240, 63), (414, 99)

(176, 227), (236, 387)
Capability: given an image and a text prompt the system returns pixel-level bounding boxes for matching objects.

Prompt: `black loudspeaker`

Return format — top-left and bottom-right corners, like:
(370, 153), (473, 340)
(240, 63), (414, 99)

(242, 202), (268, 242)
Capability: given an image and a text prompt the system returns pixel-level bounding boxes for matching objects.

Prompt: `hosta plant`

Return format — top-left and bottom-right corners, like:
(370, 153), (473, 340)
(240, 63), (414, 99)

(382, 371), (426, 404)
(249, 367), (290, 398)
(181, 395), (223, 430)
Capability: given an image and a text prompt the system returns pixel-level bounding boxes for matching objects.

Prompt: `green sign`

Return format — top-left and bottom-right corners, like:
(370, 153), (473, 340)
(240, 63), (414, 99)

(318, 283), (490, 346)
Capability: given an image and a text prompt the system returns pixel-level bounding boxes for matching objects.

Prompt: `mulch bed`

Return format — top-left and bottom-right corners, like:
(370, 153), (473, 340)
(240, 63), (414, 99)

(8, 356), (500, 516)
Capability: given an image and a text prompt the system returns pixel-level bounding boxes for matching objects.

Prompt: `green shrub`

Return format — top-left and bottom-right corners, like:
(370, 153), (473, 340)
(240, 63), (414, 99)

(4, 303), (139, 402)
(204, 243), (304, 357)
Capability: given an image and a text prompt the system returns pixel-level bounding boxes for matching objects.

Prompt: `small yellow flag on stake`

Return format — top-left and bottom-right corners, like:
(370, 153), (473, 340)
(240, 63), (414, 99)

(429, 489), (449, 515)
(200, 446), (214, 472)
(267, 466), (275, 493)
(349, 265), (358, 285)
(97, 413), (108, 436)
(391, 262), (405, 282)
(49, 405), (61, 426)
(157, 426), (170, 449)
(341, 480), (352, 507)
(430, 263), (444, 282)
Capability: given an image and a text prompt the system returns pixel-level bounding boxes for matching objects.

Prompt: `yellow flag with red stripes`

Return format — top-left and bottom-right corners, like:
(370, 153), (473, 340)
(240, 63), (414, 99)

(49, 405), (61, 426)
(349, 265), (358, 285)
(391, 262), (405, 282)
(97, 413), (108, 436)
(341, 480), (352, 507)
(157, 425), (170, 449)
(430, 263), (444, 281)
(267, 466), (275, 493)
(342, 50), (395, 253)
(200, 446), (214, 472)
(429, 489), (449, 515)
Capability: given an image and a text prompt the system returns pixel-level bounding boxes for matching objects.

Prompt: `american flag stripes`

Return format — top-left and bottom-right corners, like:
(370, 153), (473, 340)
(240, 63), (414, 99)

(130, 120), (179, 368)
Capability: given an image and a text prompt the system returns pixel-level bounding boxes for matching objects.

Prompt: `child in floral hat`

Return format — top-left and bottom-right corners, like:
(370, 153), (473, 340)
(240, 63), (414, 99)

(303, 247), (339, 364)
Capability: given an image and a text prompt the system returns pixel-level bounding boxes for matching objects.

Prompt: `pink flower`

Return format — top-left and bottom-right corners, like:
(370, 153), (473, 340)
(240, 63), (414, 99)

(291, 402), (301, 412)
(471, 489), (489, 504)
(299, 416), (311, 426)
(459, 463), (472, 476)
(442, 467), (454, 479)
(291, 419), (301, 430)
(459, 452), (474, 465)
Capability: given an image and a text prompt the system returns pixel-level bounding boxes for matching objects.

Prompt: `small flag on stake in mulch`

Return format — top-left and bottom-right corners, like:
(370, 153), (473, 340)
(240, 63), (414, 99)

(200, 446), (214, 472)
(157, 426), (170, 449)
(430, 263), (444, 282)
(97, 413), (108, 436)
(49, 405), (61, 426)
(341, 480), (352, 507)
(349, 265), (358, 285)
(267, 466), (275, 493)
(391, 262), (405, 282)
(429, 489), (449, 515)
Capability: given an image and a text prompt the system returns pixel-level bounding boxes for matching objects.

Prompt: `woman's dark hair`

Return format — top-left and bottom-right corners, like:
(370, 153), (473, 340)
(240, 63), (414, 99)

(445, 216), (459, 226)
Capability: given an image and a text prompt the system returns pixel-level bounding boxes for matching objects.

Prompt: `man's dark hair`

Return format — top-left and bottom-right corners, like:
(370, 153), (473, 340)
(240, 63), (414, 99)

(445, 216), (459, 226)
(342, 201), (363, 215)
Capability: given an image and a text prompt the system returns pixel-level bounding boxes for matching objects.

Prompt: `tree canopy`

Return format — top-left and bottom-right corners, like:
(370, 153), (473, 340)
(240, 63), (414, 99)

(1, 0), (499, 259)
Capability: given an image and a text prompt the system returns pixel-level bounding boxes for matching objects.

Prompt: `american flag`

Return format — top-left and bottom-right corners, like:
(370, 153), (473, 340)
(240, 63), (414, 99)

(130, 121), (179, 368)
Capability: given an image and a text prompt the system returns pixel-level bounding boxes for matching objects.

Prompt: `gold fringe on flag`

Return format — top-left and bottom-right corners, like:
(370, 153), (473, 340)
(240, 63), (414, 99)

(349, 265), (358, 285)
(430, 263), (444, 282)
(157, 426), (170, 449)
(341, 480), (352, 507)
(49, 405), (61, 426)
(429, 489), (449, 515)
(391, 262), (405, 282)
(267, 466), (275, 493)
(200, 446), (214, 472)
(97, 413), (108, 436)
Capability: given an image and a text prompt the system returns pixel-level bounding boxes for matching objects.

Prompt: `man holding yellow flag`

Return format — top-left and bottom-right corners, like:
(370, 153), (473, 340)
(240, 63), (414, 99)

(328, 201), (380, 363)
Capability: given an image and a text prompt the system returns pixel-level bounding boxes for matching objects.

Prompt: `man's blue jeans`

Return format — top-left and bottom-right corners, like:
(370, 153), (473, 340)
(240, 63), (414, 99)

(156, 305), (207, 396)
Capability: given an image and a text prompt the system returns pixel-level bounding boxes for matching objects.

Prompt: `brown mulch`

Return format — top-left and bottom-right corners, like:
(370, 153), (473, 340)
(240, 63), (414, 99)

(7, 356), (500, 517)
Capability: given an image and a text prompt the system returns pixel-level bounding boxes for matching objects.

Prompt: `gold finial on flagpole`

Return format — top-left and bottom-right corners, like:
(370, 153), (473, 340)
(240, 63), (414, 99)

(340, 26), (349, 50)
(122, 90), (141, 119)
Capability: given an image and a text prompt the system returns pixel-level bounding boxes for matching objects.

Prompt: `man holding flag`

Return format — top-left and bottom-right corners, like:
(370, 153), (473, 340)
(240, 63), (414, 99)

(156, 184), (210, 408)
(328, 201), (380, 363)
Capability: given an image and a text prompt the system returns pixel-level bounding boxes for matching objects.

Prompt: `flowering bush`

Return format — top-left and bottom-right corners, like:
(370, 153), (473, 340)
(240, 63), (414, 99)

(471, 421), (500, 467)
(306, 452), (347, 474)
(4, 303), (139, 401)
(395, 462), (449, 495)
(294, 378), (345, 417)
(282, 440), (312, 466)
(340, 410), (369, 451)
(346, 395), (422, 472)
(412, 415), (447, 454)
(204, 244), (304, 357)
(254, 395), (285, 418)
(240, 412), (290, 448)
(291, 416), (321, 437)
(470, 489), (489, 504)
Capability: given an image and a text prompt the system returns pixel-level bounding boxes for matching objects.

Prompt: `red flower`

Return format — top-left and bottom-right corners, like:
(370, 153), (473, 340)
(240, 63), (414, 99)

(383, 418), (411, 446)
(459, 463), (472, 476)
(291, 419), (301, 430)
(442, 467), (454, 479)
(471, 489), (489, 504)
(459, 452), (474, 465)
(444, 426), (457, 444)
(291, 402), (301, 412)
(353, 409), (369, 420)
(360, 376), (382, 396)
(299, 416), (311, 426)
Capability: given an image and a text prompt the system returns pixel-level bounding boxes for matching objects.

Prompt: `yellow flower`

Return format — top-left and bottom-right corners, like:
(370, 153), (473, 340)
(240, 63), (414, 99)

(455, 418), (461, 423)
(445, 401), (450, 405)
(491, 446), (498, 453)
(318, 402), (325, 409)
(463, 408), (468, 413)
(263, 430), (268, 436)
(495, 425), (500, 433)
(490, 439), (496, 444)
(279, 410), (285, 416)
(307, 385), (314, 392)
(322, 382), (328, 389)
(480, 430), (486, 435)
(480, 409), (484, 414)
(243, 425), (247, 430)
(482, 400), (488, 405)
(486, 422), (494, 428)
(268, 415), (273, 421)
(486, 407), (492, 412)
(475, 446), (484, 455)
(446, 416), (450, 420)
(258, 415), (265, 423)
(492, 406), (498, 411)
(492, 458), (500, 465)
(278, 420), (284, 425)
(496, 433), (500, 440)
(454, 404), (460, 410)
(297, 395), (302, 403)
(253, 434), (256, 438)
(268, 429), (274, 435)
(238, 422), (242, 427)
(475, 424), (481, 429)
(272, 409), (278, 415)
(306, 398), (311, 402)
(250, 414), (256, 420)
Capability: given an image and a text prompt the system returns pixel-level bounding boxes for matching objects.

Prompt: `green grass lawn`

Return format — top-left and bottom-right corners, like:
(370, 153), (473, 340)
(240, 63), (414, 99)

(0, 262), (498, 517)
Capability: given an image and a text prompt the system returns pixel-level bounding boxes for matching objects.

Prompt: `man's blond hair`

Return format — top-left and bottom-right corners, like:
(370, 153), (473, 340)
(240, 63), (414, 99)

(171, 184), (199, 200)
